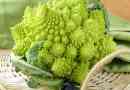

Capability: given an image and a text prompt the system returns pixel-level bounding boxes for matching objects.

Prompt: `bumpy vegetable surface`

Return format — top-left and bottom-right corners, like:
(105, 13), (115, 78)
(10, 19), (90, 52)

(11, 0), (116, 85)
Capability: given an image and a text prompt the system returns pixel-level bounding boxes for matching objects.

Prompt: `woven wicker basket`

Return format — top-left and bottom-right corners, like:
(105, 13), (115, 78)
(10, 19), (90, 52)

(81, 48), (130, 90)
(0, 55), (32, 90)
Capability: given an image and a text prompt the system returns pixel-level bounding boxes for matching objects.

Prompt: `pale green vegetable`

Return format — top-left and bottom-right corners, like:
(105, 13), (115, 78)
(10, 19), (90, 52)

(11, 0), (116, 85)
(51, 58), (75, 77)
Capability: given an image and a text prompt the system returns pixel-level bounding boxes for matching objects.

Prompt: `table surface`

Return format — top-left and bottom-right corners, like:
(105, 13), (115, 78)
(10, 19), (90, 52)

(101, 0), (130, 21)
(0, 49), (11, 55)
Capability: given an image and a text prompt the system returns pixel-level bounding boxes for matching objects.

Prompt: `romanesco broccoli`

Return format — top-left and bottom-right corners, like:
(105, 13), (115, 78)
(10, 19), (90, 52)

(11, 0), (116, 86)
(51, 58), (76, 77)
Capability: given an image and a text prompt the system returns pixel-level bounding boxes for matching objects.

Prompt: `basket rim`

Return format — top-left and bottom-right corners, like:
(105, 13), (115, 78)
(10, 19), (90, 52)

(81, 48), (130, 90)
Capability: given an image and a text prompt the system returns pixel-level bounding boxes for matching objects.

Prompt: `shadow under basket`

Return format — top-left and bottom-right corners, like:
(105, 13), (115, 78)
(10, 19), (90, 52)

(81, 48), (130, 90)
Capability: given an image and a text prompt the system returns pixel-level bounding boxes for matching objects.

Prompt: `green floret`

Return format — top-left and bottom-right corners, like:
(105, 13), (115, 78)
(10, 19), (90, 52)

(23, 6), (33, 19)
(61, 36), (69, 45)
(90, 10), (105, 31)
(71, 62), (90, 84)
(62, 7), (70, 20)
(66, 20), (76, 32)
(54, 36), (61, 43)
(38, 48), (54, 69)
(71, 13), (82, 26)
(65, 46), (77, 59)
(11, 23), (26, 41)
(51, 58), (75, 77)
(43, 40), (53, 49)
(50, 43), (65, 57)
(84, 18), (103, 43)
(13, 37), (31, 56)
(70, 28), (86, 47)
(97, 35), (117, 59)
(13, 44), (25, 56)
(35, 31), (48, 41)
(80, 43), (97, 61)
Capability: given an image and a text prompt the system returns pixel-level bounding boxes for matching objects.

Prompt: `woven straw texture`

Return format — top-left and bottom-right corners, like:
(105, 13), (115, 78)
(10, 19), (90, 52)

(81, 48), (130, 90)
(0, 55), (31, 90)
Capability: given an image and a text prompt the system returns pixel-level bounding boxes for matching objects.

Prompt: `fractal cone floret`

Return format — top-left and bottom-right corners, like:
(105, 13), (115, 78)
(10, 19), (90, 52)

(11, 0), (116, 85)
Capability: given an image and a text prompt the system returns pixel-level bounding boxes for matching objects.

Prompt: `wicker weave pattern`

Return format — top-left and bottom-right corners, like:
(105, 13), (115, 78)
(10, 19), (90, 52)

(0, 55), (31, 90)
(81, 48), (130, 90)
(85, 71), (130, 90)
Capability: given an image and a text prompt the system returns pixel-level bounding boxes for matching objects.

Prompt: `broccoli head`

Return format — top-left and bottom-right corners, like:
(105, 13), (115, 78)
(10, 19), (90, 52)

(11, 0), (116, 85)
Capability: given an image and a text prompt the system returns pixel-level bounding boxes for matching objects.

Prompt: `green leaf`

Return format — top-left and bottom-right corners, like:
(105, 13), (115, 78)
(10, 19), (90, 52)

(109, 14), (130, 31)
(27, 75), (63, 89)
(104, 58), (130, 73)
(12, 57), (53, 77)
